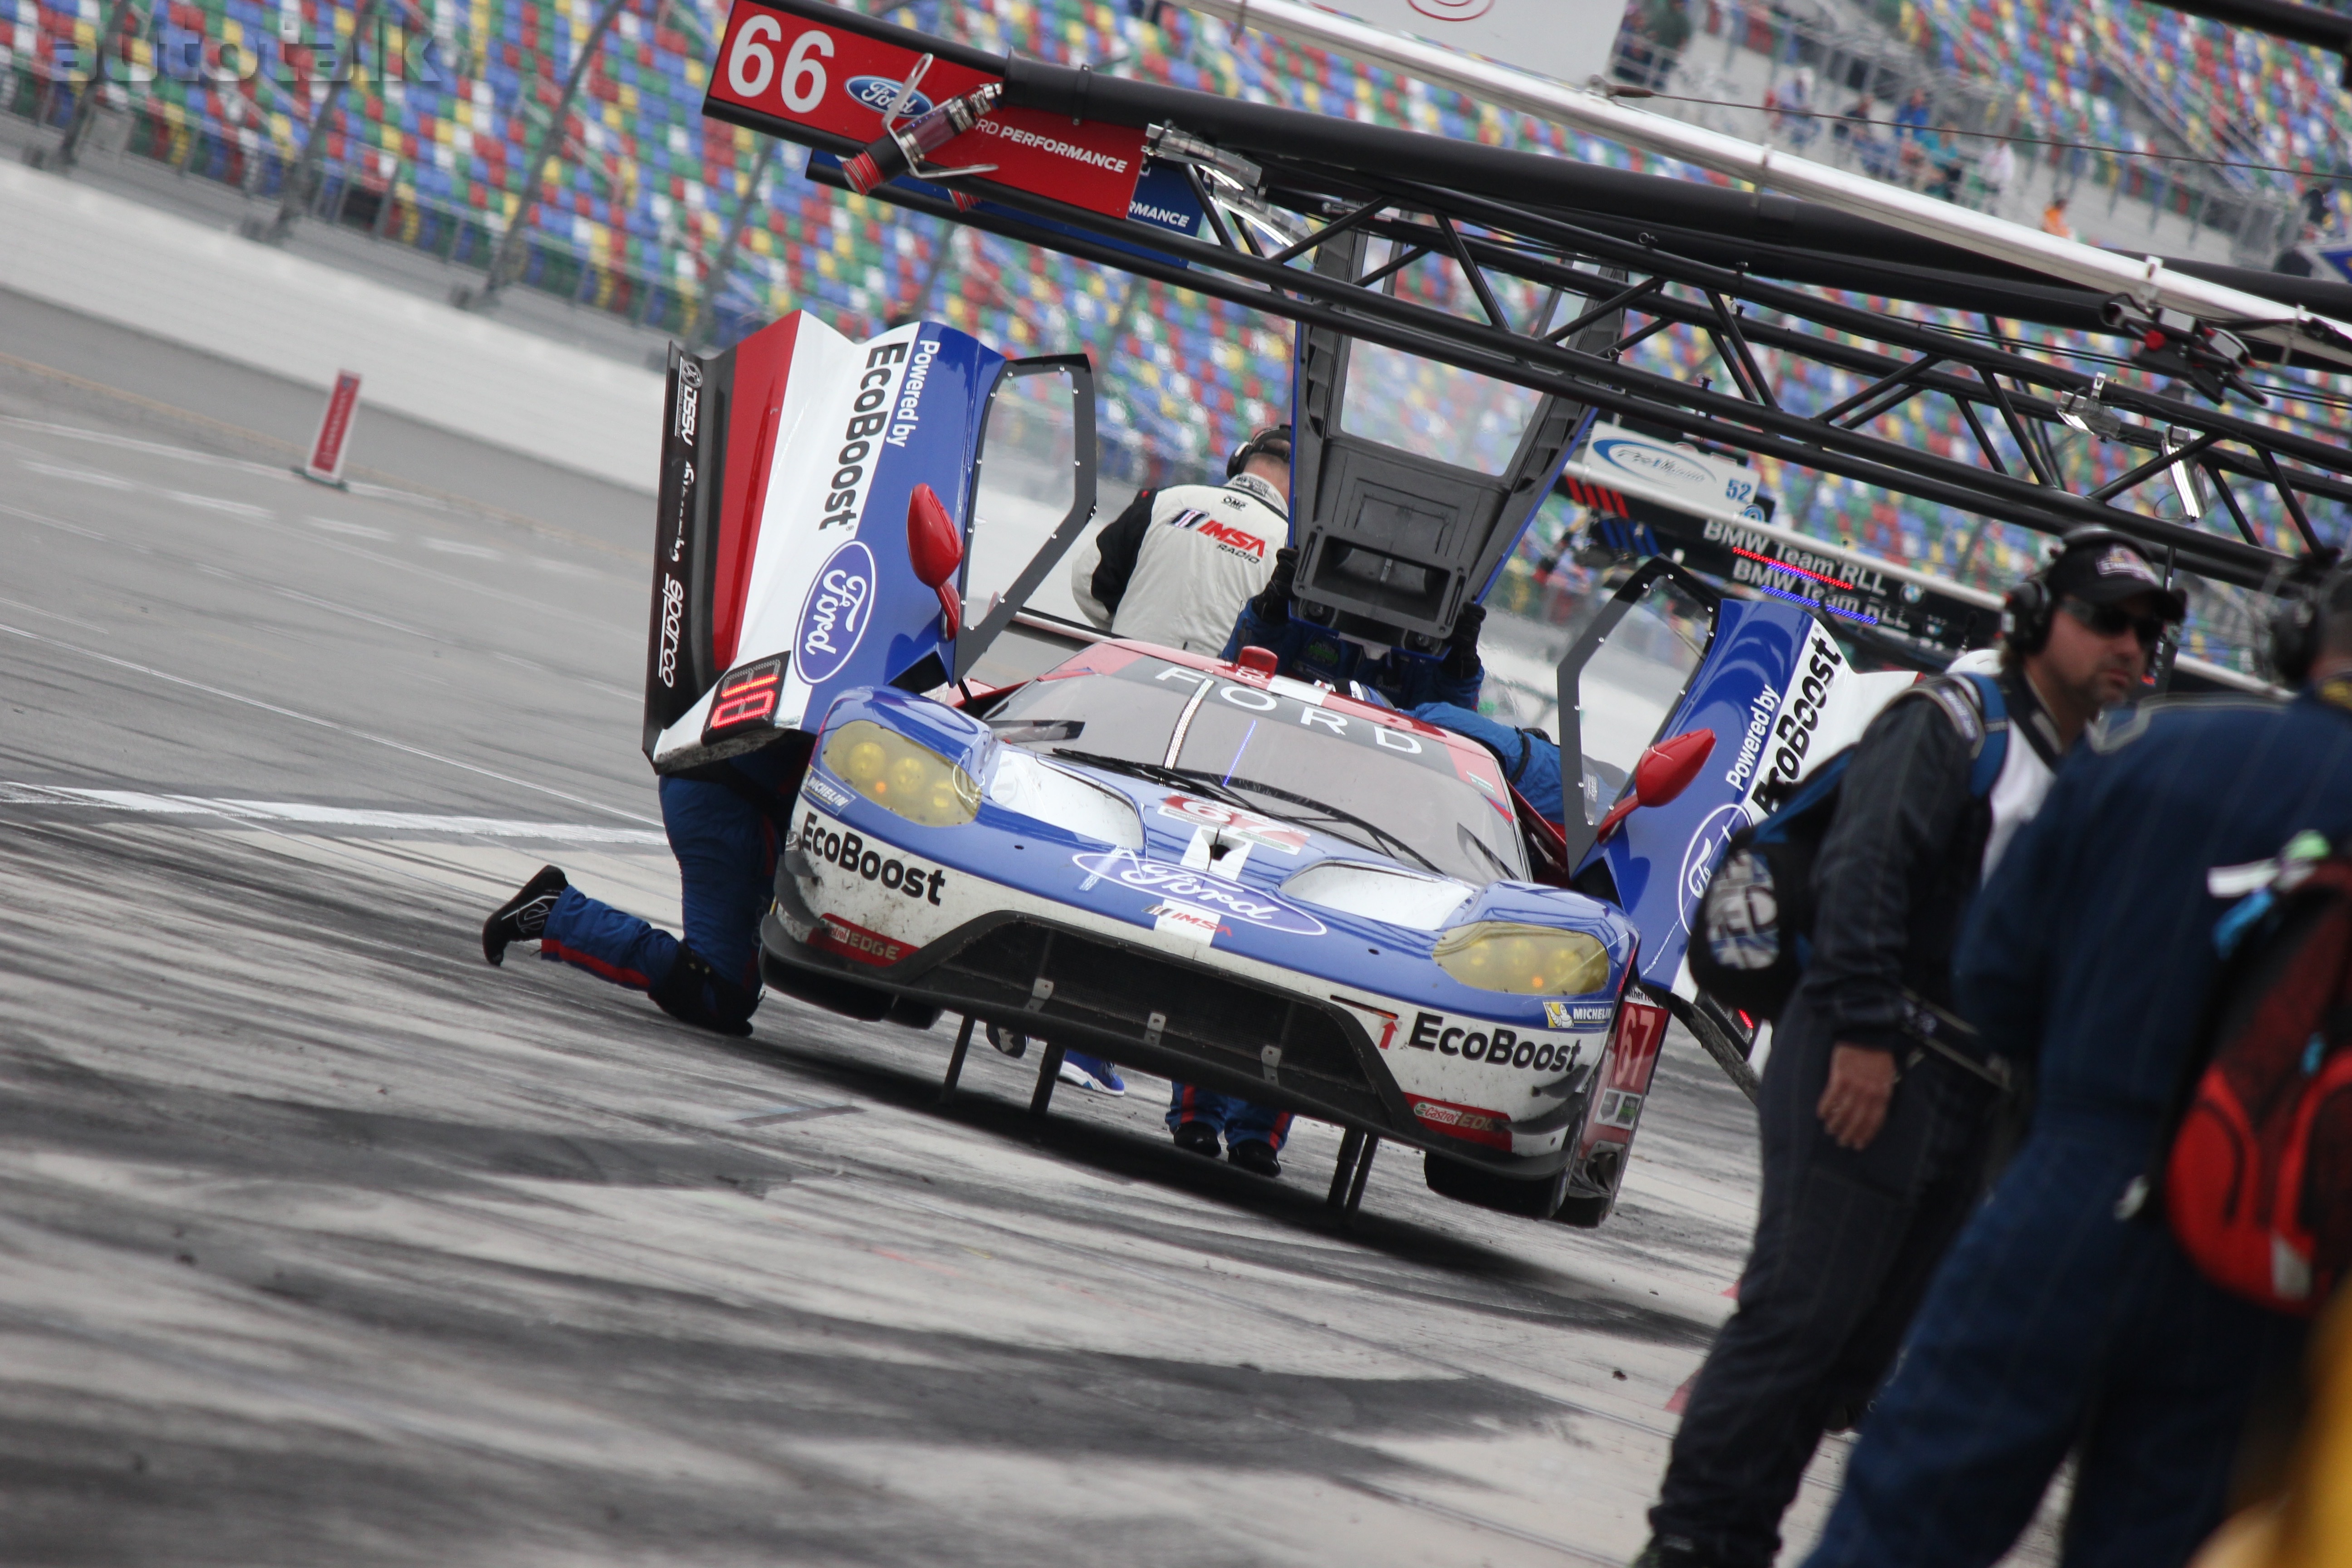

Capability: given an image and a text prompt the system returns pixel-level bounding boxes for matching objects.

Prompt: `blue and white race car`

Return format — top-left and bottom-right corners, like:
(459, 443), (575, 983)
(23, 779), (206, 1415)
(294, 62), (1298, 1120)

(769, 638), (1676, 1224)
(644, 307), (1907, 1225)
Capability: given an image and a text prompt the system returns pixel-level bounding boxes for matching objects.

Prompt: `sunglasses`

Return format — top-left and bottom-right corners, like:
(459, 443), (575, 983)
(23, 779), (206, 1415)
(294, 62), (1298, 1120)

(2062, 597), (2170, 647)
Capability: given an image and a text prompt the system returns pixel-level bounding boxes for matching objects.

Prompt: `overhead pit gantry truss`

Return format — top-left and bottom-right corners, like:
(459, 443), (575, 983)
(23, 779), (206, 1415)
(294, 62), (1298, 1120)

(703, 0), (2352, 674)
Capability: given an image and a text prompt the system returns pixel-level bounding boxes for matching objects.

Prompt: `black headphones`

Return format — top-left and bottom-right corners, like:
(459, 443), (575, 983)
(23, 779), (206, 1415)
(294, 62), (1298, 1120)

(2264, 552), (2351, 687)
(1226, 424), (1294, 481)
(1999, 526), (2149, 657)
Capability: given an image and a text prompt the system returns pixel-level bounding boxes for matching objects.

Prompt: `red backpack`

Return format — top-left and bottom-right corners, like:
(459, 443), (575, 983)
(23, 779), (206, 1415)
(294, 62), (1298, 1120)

(2164, 838), (2352, 1316)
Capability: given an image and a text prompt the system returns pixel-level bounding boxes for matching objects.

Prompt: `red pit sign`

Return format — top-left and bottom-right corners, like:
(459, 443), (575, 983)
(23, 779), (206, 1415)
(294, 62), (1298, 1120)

(704, 0), (1147, 220)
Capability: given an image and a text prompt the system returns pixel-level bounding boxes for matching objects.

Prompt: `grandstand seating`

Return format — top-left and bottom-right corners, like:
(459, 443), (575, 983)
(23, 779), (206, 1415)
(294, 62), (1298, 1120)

(1891, 0), (2347, 208)
(1, 0), (2337, 671)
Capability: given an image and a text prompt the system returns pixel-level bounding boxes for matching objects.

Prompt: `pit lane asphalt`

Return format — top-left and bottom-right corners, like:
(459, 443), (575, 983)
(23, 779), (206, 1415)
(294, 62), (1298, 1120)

(0, 289), (2062, 1567)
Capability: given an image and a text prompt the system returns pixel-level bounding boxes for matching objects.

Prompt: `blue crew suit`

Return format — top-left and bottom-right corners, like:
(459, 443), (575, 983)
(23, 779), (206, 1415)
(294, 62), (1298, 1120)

(1219, 600), (1484, 711)
(1803, 680), (2352, 1568)
(1217, 600), (1566, 823)
(539, 748), (797, 1028)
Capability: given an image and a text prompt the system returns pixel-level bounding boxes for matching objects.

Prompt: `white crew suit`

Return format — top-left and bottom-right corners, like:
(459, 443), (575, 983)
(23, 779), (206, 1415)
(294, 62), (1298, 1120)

(1069, 471), (1288, 654)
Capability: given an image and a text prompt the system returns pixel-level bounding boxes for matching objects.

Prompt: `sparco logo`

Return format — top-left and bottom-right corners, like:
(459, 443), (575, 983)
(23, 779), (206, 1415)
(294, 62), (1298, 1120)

(795, 539), (875, 684)
(656, 575), (686, 688)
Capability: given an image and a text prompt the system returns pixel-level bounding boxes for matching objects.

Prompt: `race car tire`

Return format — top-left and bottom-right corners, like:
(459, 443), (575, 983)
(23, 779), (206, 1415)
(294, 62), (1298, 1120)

(1421, 1153), (1572, 1219)
(1552, 1190), (1615, 1229)
(885, 997), (941, 1030)
(760, 951), (894, 1021)
(1552, 1147), (1626, 1229)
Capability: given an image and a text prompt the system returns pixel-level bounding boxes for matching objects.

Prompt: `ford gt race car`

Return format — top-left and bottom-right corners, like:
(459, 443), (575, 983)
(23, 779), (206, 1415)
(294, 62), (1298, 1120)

(644, 304), (1907, 1225)
(767, 640), (1676, 1224)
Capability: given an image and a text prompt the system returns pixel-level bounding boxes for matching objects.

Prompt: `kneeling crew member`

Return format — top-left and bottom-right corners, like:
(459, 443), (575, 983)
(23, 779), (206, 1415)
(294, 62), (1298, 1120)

(1634, 529), (2184, 1568)
(1071, 425), (1291, 654)
(479, 744), (800, 1036)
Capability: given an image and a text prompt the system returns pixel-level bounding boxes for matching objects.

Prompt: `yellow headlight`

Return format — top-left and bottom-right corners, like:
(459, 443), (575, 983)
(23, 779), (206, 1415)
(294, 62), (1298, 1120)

(1432, 922), (1611, 996)
(821, 720), (980, 828)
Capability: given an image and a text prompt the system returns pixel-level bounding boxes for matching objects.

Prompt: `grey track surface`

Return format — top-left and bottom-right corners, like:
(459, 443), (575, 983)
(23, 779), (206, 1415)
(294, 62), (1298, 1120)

(0, 298), (2062, 1566)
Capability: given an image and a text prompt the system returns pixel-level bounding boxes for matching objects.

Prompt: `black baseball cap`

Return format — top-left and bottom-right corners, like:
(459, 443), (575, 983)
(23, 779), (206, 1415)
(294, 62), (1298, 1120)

(2046, 533), (2188, 621)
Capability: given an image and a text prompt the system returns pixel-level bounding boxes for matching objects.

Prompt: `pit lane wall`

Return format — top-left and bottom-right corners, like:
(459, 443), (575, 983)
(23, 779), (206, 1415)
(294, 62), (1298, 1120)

(0, 157), (662, 494)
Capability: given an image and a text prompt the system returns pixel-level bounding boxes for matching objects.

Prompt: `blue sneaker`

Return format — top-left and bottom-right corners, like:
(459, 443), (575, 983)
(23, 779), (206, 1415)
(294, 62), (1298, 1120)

(1057, 1052), (1127, 1096)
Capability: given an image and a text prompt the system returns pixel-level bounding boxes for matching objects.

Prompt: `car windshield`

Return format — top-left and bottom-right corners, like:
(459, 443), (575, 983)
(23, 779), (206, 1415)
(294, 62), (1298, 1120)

(982, 660), (1202, 763)
(988, 658), (1527, 885)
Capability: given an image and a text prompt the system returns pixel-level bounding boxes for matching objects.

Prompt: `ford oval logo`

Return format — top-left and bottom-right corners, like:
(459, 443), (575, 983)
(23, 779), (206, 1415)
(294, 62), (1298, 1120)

(1679, 802), (1749, 933)
(1072, 850), (1328, 937)
(1595, 437), (1715, 491)
(846, 75), (935, 118)
(795, 539), (876, 686)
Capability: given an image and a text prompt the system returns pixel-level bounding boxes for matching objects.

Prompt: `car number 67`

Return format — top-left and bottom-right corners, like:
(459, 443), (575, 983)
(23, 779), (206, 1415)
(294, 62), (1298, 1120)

(728, 19), (832, 113)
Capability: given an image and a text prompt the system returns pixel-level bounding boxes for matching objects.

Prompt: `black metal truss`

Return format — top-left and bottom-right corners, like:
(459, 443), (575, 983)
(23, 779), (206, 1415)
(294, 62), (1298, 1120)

(713, 0), (2352, 597)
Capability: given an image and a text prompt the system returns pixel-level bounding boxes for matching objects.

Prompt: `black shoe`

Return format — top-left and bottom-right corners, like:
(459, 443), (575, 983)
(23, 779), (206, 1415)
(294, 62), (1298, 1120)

(986, 1023), (1028, 1059)
(1227, 1139), (1282, 1178)
(483, 866), (567, 966)
(1172, 1120), (1221, 1158)
(1628, 1535), (1717, 1568)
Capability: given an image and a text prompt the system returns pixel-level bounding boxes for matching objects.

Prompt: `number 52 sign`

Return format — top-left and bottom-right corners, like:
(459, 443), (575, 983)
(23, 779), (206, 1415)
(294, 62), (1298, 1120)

(703, 0), (1150, 220)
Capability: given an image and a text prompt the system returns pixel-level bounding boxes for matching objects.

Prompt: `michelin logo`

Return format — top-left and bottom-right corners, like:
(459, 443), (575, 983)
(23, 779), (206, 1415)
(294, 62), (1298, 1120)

(1545, 1000), (1614, 1032)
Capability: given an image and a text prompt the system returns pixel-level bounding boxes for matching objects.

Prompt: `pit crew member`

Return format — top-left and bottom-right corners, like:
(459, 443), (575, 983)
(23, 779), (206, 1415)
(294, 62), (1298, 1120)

(1218, 543), (1486, 714)
(478, 745), (799, 1035)
(1070, 424), (1292, 654)
(1167, 524), (1494, 1177)
(1635, 529), (2185, 1568)
(1799, 565), (2352, 1568)
(1055, 428), (1296, 1106)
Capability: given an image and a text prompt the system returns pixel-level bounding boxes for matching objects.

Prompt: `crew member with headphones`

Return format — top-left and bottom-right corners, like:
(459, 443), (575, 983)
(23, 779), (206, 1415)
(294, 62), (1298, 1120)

(1070, 425), (1293, 654)
(1801, 563), (2352, 1568)
(1636, 526), (2182, 1568)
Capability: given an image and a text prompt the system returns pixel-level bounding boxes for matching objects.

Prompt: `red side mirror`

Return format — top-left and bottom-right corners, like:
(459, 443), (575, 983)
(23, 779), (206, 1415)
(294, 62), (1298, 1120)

(1633, 728), (1715, 809)
(1591, 728), (1717, 846)
(906, 483), (963, 637)
(907, 484), (962, 587)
